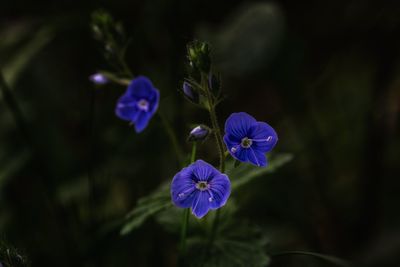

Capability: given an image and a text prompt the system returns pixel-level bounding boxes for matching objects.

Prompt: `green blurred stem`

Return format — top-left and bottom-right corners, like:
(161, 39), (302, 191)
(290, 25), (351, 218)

(0, 70), (30, 144)
(178, 142), (197, 266)
(159, 112), (184, 166)
(272, 251), (351, 267)
(178, 209), (190, 266)
(190, 141), (197, 163)
(99, 71), (131, 86)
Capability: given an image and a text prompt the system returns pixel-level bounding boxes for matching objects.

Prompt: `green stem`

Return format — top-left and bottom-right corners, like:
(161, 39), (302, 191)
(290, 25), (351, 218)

(190, 141), (197, 163)
(158, 112), (184, 167)
(99, 71), (131, 86)
(272, 251), (351, 267)
(202, 74), (225, 172)
(178, 142), (197, 266)
(0, 71), (30, 144)
(178, 209), (190, 266)
(201, 73), (226, 248)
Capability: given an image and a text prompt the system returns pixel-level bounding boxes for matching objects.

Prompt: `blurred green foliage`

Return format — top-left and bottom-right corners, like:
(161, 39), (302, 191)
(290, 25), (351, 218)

(1, 0), (400, 267)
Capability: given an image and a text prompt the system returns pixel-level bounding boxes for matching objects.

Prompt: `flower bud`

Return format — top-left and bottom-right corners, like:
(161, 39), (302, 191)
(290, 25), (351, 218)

(182, 81), (199, 104)
(187, 41), (211, 73)
(188, 125), (211, 142)
(89, 73), (108, 85)
(208, 73), (220, 94)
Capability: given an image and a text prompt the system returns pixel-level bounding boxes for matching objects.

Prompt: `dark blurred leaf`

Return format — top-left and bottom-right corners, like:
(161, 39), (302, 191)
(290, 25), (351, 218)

(186, 221), (270, 267)
(204, 2), (285, 75)
(227, 153), (293, 190)
(2, 25), (54, 87)
(0, 150), (30, 189)
(120, 182), (172, 235)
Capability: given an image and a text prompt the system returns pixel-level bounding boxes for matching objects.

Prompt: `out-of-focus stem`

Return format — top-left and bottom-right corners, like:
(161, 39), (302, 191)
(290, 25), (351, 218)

(159, 112), (184, 167)
(0, 70), (30, 144)
(178, 142), (197, 266)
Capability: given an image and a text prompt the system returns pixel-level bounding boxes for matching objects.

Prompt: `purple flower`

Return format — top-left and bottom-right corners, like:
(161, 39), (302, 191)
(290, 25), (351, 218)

(223, 112), (278, 167)
(171, 160), (231, 218)
(89, 73), (108, 85)
(115, 76), (160, 133)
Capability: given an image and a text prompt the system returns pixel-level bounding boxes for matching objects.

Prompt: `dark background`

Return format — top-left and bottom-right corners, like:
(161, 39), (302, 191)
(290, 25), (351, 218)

(1, 0), (399, 266)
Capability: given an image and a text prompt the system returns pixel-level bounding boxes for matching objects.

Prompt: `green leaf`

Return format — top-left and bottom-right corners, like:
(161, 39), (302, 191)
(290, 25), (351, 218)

(272, 251), (351, 267)
(120, 182), (172, 235)
(0, 150), (30, 189)
(233, 159), (241, 168)
(186, 221), (270, 267)
(2, 25), (55, 87)
(227, 153), (293, 190)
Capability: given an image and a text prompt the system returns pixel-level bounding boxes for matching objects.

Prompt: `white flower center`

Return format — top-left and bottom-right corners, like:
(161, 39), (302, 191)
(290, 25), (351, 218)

(241, 137), (253, 148)
(195, 181), (209, 191)
(137, 99), (149, 111)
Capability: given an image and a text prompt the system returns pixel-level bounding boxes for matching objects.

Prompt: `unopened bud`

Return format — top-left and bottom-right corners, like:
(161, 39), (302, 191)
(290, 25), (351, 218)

(182, 81), (199, 104)
(89, 73), (108, 85)
(188, 125), (210, 141)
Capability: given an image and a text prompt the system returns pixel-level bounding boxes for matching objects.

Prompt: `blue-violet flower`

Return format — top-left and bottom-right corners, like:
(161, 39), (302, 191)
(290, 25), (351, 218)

(89, 73), (108, 85)
(171, 160), (231, 218)
(223, 112), (278, 167)
(115, 76), (160, 133)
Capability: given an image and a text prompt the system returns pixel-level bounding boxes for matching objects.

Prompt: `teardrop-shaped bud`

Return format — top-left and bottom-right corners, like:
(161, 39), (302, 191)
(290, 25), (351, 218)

(182, 81), (199, 104)
(188, 125), (211, 142)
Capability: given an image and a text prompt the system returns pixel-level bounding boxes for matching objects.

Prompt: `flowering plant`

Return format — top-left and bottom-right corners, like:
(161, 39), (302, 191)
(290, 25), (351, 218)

(85, 9), (348, 267)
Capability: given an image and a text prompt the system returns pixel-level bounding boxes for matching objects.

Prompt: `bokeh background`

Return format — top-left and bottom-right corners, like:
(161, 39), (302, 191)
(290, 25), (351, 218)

(1, 0), (400, 266)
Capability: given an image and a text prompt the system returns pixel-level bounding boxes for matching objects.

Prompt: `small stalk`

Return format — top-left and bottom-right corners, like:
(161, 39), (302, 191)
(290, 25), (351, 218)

(201, 73), (225, 248)
(202, 74), (225, 172)
(159, 112), (184, 167)
(178, 142), (197, 266)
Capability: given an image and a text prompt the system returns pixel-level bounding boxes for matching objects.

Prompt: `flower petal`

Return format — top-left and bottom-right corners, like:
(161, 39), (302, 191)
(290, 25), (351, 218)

(224, 112), (257, 140)
(230, 146), (250, 163)
(249, 122), (278, 153)
(115, 95), (139, 121)
(171, 166), (196, 208)
(223, 134), (239, 150)
(127, 76), (157, 99)
(192, 160), (219, 182)
(209, 174), (231, 209)
(148, 87), (160, 114)
(248, 147), (267, 167)
(134, 112), (152, 133)
(191, 191), (211, 218)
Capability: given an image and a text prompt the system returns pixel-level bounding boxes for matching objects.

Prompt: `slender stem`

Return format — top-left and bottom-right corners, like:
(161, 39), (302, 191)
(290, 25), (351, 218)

(178, 142), (197, 266)
(0, 71), (30, 144)
(190, 141), (197, 163)
(99, 71), (131, 86)
(158, 112), (184, 167)
(201, 73), (226, 249)
(272, 251), (351, 267)
(202, 74), (225, 172)
(178, 209), (190, 266)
